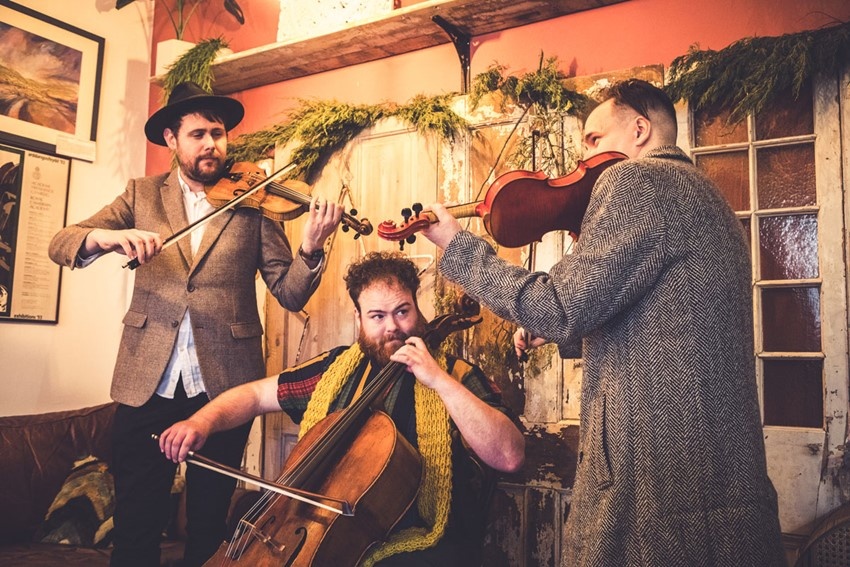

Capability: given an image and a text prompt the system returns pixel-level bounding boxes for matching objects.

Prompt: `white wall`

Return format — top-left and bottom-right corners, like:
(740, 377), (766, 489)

(0, 0), (153, 415)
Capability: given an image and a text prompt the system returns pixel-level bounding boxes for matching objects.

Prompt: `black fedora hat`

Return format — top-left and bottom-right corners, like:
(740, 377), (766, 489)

(144, 82), (244, 146)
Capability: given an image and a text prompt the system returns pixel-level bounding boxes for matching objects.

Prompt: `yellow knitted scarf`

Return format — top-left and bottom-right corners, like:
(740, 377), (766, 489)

(298, 343), (453, 566)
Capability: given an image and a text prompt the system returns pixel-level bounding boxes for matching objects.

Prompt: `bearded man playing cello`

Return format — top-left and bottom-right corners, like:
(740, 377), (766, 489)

(159, 251), (525, 566)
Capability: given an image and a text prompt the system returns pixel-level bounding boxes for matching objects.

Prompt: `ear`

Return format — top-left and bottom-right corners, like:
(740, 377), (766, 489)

(634, 116), (652, 147)
(163, 128), (177, 151)
(354, 308), (361, 331)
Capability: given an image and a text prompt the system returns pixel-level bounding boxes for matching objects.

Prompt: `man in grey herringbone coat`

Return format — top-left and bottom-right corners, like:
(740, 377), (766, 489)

(422, 80), (785, 566)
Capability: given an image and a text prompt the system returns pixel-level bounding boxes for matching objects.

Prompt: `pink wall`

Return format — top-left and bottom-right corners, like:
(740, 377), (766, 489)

(146, 0), (850, 174)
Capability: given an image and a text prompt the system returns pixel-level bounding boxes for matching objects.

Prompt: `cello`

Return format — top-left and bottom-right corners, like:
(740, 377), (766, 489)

(195, 297), (482, 566)
(377, 151), (627, 249)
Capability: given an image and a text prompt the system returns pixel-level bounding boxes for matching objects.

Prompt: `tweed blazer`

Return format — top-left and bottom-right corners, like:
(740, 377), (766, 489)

(49, 170), (322, 407)
(440, 146), (785, 566)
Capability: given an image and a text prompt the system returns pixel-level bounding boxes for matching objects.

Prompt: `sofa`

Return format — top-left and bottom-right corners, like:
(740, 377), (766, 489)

(0, 402), (189, 566)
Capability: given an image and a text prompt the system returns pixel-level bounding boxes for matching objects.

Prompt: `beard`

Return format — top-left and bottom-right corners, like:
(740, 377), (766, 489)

(179, 152), (224, 185)
(358, 318), (428, 367)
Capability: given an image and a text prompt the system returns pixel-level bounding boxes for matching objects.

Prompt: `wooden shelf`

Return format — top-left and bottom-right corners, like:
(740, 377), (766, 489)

(207, 0), (625, 94)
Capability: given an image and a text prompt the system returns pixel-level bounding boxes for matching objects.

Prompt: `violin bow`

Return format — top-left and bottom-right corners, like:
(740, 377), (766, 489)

(124, 161), (299, 270)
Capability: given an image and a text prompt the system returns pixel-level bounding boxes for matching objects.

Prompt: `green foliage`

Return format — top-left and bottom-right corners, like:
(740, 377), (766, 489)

(469, 53), (586, 176)
(666, 20), (850, 123)
(228, 95), (471, 183)
(470, 53), (588, 115)
(391, 94), (470, 142)
(161, 37), (228, 100)
(281, 100), (386, 182)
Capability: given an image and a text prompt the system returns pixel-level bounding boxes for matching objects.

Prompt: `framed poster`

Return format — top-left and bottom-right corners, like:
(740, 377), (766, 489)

(0, 1), (104, 160)
(0, 143), (69, 323)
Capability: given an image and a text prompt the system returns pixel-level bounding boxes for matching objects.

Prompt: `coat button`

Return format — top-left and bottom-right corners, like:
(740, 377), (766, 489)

(578, 451), (583, 464)
(171, 320), (179, 328)
(187, 284), (196, 292)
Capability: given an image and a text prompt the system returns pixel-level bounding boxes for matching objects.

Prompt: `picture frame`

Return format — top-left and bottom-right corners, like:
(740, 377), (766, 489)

(0, 142), (70, 323)
(0, 1), (104, 161)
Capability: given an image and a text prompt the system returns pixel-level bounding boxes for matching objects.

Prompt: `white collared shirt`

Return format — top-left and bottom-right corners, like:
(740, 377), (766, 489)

(156, 171), (216, 399)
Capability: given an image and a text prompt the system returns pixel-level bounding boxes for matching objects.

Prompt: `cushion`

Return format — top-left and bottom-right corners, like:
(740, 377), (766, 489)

(34, 455), (115, 548)
(0, 402), (117, 544)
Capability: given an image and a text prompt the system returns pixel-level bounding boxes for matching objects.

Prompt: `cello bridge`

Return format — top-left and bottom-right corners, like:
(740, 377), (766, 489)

(242, 519), (287, 554)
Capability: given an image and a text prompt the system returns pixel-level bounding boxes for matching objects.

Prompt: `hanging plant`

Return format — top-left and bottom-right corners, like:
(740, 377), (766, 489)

(161, 37), (229, 100)
(469, 53), (588, 176)
(666, 20), (850, 123)
(227, 96), (471, 183)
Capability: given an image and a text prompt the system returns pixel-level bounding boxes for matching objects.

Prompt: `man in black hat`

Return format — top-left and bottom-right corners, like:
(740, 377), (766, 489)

(49, 82), (343, 566)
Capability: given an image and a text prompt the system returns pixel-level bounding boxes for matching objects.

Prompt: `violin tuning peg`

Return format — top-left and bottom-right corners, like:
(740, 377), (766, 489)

(406, 235), (416, 245)
(349, 208), (358, 216)
(398, 242), (405, 251)
(341, 224), (350, 232)
(354, 233), (360, 240)
(412, 203), (423, 214)
(401, 208), (412, 221)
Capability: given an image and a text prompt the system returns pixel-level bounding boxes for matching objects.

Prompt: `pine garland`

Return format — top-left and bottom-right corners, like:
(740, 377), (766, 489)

(666, 20), (850, 123)
(469, 52), (589, 116)
(468, 53), (586, 176)
(227, 96), (471, 182)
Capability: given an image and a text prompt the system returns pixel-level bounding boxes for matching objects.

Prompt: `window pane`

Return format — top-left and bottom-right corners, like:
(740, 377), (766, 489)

(740, 218), (751, 249)
(756, 144), (816, 209)
(693, 102), (748, 147)
(695, 151), (749, 211)
(763, 359), (823, 427)
(761, 287), (821, 352)
(755, 82), (813, 140)
(759, 214), (819, 280)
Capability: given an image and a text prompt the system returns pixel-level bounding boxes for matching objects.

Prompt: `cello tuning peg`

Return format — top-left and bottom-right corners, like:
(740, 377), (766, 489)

(398, 241), (405, 251)
(406, 235), (416, 245)
(401, 208), (412, 220)
(412, 203), (423, 214)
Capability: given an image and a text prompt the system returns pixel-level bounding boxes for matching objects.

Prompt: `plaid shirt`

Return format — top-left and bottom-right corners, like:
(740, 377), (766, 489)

(277, 345), (508, 444)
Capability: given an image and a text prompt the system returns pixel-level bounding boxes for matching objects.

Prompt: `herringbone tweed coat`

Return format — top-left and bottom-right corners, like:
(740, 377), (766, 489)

(440, 146), (785, 566)
(49, 169), (322, 406)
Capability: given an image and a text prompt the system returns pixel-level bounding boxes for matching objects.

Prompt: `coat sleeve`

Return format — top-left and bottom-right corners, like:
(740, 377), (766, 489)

(48, 179), (139, 268)
(439, 160), (671, 354)
(256, 217), (323, 312)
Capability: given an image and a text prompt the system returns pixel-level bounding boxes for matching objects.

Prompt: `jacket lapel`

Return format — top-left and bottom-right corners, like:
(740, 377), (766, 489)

(161, 170), (192, 271)
(190, 204), (233, 275)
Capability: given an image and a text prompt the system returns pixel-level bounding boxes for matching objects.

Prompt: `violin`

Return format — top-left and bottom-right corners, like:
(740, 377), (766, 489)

(200, 295), (482, 566)
(208, 161), (373, 236)
(124, 161), (372, 269)
(378, 151), (627, 249)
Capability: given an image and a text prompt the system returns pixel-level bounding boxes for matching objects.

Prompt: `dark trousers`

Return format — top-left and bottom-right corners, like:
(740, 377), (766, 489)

(109, 381), (252, 567)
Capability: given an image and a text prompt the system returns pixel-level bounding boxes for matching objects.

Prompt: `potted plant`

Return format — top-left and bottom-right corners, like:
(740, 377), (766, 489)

(148, 0), (244, 76)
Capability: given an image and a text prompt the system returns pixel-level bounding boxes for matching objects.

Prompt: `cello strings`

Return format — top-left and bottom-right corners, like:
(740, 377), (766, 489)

(222, 359), (410, 559)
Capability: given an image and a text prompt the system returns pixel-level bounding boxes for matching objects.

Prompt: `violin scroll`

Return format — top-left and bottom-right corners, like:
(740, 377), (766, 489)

(377, 203), (430, 250)
(424, 292), (482, 350)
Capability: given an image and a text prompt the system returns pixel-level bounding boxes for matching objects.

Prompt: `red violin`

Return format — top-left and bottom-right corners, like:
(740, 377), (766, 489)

(378, 151), (627, 248)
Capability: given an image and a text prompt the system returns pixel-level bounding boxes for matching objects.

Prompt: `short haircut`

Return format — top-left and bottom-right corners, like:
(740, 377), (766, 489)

(344, 251), (421, 311)
(166, 108), (227, 137)
(600, 79), (676, 125)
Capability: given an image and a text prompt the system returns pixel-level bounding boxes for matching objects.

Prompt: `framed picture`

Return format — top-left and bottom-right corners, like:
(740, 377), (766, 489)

(0, 1), (104, 161)
(0, 142), (70, 323)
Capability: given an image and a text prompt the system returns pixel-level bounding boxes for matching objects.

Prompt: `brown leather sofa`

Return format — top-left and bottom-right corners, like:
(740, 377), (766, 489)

(0, 402), (184, 566)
